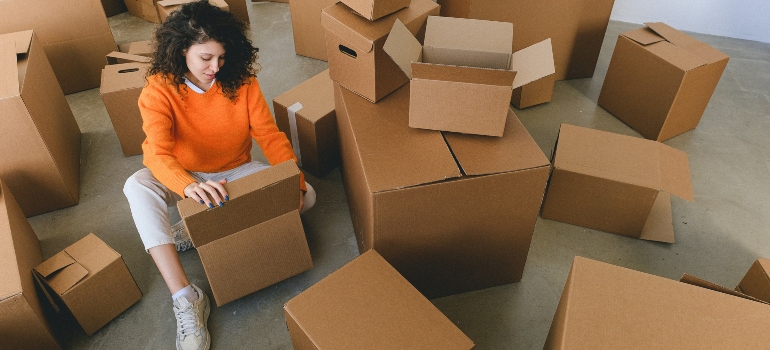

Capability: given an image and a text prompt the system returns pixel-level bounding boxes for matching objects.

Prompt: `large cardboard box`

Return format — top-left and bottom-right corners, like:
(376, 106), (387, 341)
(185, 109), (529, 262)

(340, 0), (410, 21)
(33, 234), (142, 336)
(510, 39), (556, 109)
(0, 0), (117, 94)
(737, 259), (770, 303)
(598, 23), (730, 142)
(101, 53), (151, 157)
(321, 0), (439, 103)
(334, 82), (551, 297)
(178, 161), (313, 306)
(540, 124), (694, 243)
(289, 0), (338, 61)
(156, 0), (229, 23)
(541, 124), (694, 243)
(0, 179), (60, 350)
(544, 257), (770, 349)
(0, 31), (81, 217)
(436, 0), (615, 81)
(125, 0), (162, 23)
(273, 70), (339, 178)
(284, 250), (475, 350)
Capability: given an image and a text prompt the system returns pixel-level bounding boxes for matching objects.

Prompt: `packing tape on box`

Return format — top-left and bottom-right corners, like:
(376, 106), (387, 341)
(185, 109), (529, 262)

(287, 102), (303, 167)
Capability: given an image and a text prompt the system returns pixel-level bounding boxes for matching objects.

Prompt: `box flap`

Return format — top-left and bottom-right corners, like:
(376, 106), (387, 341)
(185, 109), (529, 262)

(510, 38), (555, 89)
(645, 22), (701, 50)
(645, 41), (709, 72)
(35, 251), (88, 295)
(106, 51), (151, 65)
(34, 251), (77, 278)
(411, 62), (516, 87)
(423, 16), (512, 59)
(621, 27), (666, 46)
(273, 70), (335, 124)
(0, 39), (20, 98)
(0, 30), (33, 55)
(656, 143), (694, 201)
(157, 0), (192, 7)
(680, 274), (768, 305)
(126, 40), (154, 57)
(65, 233), (121, 274)
(101, 62), (149, 94)
(638, 192), (675, 243)
(383, 19), (423, 79)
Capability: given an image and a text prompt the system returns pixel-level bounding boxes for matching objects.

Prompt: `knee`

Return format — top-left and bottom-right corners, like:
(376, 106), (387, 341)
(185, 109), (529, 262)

(301, 182), (316, 214)
(123, 169), (155, 197)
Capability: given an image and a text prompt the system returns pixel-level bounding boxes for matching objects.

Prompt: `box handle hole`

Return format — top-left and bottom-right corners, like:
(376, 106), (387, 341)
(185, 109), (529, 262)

(339, 44), (357, 58)
(118, 68), (140, 73)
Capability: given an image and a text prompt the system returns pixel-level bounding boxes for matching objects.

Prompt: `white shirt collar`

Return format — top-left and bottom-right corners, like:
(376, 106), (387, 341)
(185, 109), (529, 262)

(184, 77), (215, 94)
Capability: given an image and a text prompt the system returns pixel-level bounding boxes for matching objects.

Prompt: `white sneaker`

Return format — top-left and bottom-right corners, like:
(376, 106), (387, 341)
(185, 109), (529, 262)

(171, 221), (193, 252)
(173, 284), (210, 350)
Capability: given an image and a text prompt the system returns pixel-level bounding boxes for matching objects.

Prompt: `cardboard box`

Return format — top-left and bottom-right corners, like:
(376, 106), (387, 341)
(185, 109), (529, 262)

(0, 31), (81, 217)
(0, 179), (60, 349)
(737, 259), (770, 303)
(321, 0), (439, 103)
(540, 124), (694, 243)
(102, 0), (129, 17)
(273, 70), (339, 178)
(101, 53), (151, 157)
(125, 0), (161, 23)
(284, 250), (475, 350)
(510, 39), (556, 109)
(436, 0), (615, 81)
(33, 234), (142, 336)
(334, 82), (551, 297)
(544, 257), (770, 349)
(598, 22), (730, 142)
(340, 0), (410, 21)
(156, 0), (229, 23)
(178, 161), (313, 305)
(288, 0), (338, 61)
(0, 0), (117, 94)
(225, 0), (250, 25)
(118, 40), (154, 58)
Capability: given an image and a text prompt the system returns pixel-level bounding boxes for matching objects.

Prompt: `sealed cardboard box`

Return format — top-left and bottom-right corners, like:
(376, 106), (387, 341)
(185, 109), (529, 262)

(284, 250), (475, 350)
(341, 0), (410, 21)
(33, 234), (142, 336)
(100, 53), (151, 157)
(737, 259), (770, 303)
(510, 39), (556, 109)
(544, 257), (770, 349)
(0, 0), (117, 94)
(178, 161), (313, 305)
(125, 0), (161, 23)
(156, 0), (229, 23)
(436, 0), (614, 81)
(0, 179), (60, 350)
(334, 82), (550, 297)
(273, 70), (339, 178)
(540, 124), (694, 243)
(289, 0), (338, 61)
(321, 0), (439, 102)
(0, 31), (81, 217)
(598, 22), (730, 142)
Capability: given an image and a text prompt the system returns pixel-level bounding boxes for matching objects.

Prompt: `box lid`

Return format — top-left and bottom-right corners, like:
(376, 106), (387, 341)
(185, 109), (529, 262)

(422, 16), (512, 70)
(100, 62), (149, 94)
(553, 124), (694, 201)
(621, 23), (729, 71)
(273, 70), (335, 124)
(34, 233), (120, 295)
(510, 38), (555, 89)
(0, 31), (34, 99)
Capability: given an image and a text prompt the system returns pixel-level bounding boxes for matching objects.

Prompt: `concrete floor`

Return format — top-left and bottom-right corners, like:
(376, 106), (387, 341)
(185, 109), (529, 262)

(28, 2), (770, 349)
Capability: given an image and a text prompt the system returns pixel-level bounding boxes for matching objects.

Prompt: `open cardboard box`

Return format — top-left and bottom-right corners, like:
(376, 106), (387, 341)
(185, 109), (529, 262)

(340, 0), (410, 21)
(156, 0), (229, 23)
(101, 53), (151, 157)
(737, 259), (770, 303)
(540, 124), (694, 243)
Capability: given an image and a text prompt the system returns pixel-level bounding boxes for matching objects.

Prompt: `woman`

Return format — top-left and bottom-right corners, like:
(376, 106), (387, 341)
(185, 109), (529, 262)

(123, 2), (315, 349)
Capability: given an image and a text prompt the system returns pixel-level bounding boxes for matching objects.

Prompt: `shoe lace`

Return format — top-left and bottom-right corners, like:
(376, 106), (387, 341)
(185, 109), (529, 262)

(176, 305), (199, 337)
(173, 226), (194, 252)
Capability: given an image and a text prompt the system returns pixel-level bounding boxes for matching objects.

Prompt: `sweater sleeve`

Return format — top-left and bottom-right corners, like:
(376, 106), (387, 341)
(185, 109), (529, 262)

(247, 78), (307, 192)
(139, 78), (197, 197)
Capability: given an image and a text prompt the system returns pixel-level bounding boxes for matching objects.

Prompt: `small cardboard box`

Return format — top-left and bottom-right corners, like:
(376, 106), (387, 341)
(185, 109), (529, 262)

(510, 39), (556, 109)
(334, 82), (551, 297)
(0, 31), (81, 217)
(737, 259), (770, 303)
(341, 0), (410, 21)
(284, 250), (475, 350)
(33, 234), (142, 336)
(541, 124), (694, 243)
(125, 0), (161, 23)
(598, 23), (729, 142)
(544, 257), (770, 349)
(321, 0), (439, 103)
(288, 0), (338, 61)
(178, 161), (313, 306)
(100, 53), (151, 157)
(118, 40), (154, 57)
(156, 0), (229, 23)
(273, 70), (339, 178)
(0, 179), (60, 349)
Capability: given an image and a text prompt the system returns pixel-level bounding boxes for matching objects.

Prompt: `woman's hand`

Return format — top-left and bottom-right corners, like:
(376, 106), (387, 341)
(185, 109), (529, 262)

(184, 179), (228, 208)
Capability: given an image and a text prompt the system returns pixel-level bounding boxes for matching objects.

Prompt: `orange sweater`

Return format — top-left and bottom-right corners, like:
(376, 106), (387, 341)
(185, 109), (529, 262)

(138, 74), (305, 197)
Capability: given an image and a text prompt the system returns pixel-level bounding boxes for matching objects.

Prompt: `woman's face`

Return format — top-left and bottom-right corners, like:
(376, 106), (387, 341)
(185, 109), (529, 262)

(184, 40), (225, 87)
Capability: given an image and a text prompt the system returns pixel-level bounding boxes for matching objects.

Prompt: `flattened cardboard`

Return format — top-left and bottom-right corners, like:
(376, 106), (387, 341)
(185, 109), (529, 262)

(289, 0), (338, 60)
(156, 0), (229, 23)
(273, 70), (340, 178)
(334, 82), (550, 297)
(509, 38), (556, 108)
(341, 0), (410, 21)
(101, 61), (150, 156)
(284, 250), (475, 350)
(737, 259), (770, 303)
(544, 257), (770, 349)
(598, 22), (730, 141)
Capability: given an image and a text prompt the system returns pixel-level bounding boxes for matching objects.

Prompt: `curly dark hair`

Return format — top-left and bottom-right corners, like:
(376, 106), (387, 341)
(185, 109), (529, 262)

(147, 0), (259, 101)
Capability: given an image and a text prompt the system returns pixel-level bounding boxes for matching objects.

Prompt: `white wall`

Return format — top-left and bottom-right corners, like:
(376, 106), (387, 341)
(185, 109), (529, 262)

(610, 0), (770, 44)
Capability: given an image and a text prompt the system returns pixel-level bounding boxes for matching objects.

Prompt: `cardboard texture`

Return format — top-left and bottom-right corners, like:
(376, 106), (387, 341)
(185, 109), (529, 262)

(102, 0), (129, 17)
(120, 40), (154, 57)
(679, 273), (769, 305)
(541, 124), (693, 243)
(224, 0), (250, 25)
(737, 259), (770, 303)
(125, 0), (161, 23)
(0, 0), (117, 94)
(544, 257), (770, 349)
(340, 0), (410, 21)
(0, 31), (81, 217)
(321, 0), (440, 102)
(289, 0), (338, 61)
(510, 39), (556, 108)
(598, 23), (730, 142)
(284, 250), (475, 350)
(33, 234), (142, 336)
(156, 0), (229, 23)
(0, 179), (60, 349)
(101, 55), (150, 157)
(437, 0), (614, 81)
(273, 70), (340, 178)
(178, 161), (313, 305)
(334, 82), (551, 297)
